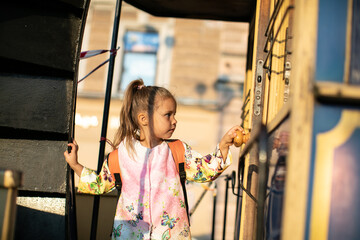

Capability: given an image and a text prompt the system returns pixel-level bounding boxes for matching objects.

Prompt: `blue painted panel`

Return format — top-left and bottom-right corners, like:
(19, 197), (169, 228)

(328, 129), (360, 240)
(315, 0), (348, 82)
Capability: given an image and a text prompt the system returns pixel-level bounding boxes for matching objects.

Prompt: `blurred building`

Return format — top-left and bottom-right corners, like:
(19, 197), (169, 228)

(74, 0), (248, 239)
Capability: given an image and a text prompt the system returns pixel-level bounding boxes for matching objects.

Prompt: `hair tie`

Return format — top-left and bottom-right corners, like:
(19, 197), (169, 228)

(137, 85), (145, 90)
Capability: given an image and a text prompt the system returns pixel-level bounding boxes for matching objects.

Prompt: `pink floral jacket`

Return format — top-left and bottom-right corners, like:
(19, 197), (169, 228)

(78, 140), (232, 239)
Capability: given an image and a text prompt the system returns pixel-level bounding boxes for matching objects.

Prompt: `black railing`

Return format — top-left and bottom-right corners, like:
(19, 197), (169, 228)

(233, 123), (269, 240)
(90, 0), (123, 239)
(187, 174), (242, 240)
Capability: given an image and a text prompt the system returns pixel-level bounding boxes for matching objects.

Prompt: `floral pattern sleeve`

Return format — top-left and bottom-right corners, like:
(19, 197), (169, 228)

(77, 159), (115, 195)
(183, 142), (232, 183)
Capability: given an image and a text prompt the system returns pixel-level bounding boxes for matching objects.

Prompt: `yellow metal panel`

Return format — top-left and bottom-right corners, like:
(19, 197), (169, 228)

(268, 5), (281, 122)
(267, 0), (290, 123)
(276, 0), (289, 113)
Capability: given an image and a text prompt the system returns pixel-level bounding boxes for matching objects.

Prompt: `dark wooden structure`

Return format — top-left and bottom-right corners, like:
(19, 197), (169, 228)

(0, 0), (90, 239)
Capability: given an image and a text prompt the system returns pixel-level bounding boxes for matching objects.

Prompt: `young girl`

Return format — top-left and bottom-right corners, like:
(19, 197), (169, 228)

(64, 79), (245, 239)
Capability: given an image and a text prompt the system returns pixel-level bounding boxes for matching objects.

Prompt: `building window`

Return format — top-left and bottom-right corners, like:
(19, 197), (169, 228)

(118, 31), (159, 92)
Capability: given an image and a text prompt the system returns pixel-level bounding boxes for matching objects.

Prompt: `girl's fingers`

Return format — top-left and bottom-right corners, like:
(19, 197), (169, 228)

(230, 125), (244, 136)
(222, 125), (247, 146)
(67, 142), (79, 151)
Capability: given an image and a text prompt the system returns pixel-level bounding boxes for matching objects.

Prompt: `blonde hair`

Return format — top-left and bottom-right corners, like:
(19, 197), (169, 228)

(113, 79), (176, 153)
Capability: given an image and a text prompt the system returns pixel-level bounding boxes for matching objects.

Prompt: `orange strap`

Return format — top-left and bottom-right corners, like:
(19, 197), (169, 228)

(167, 139), (189, 224)
(108, 140), (185, 177)
(108, 149), (119, 181)
(167, 140), (185, 171)
(108, 141), (185, 175)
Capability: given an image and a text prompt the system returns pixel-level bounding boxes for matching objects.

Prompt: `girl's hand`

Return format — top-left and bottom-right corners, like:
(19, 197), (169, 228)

(63, 140), (83, 177)
(219, 126), (245, 159)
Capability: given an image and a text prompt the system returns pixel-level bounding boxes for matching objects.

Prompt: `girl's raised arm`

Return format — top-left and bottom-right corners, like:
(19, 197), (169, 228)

(219, 125), (245, 160)
(183, 125), (245, 183)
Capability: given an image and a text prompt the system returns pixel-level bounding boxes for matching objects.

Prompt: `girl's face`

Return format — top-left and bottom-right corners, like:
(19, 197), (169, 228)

(152, 97), (177, 140)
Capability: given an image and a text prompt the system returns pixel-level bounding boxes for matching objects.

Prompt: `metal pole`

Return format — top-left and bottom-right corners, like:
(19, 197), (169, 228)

(234, 167), (243, 240)
(189, 182), (213, 216)
(90, 0), (122, 239)
(223, 176), (230, 240)
(256, 125), (269, 240)
(68, 165), (78, 240)
(234, 188), (242, 240)
(67, 1), (91, 238)
(68, 81), (78, 240)
(234, 154), (249, 240)
(211, 182), (217, 240)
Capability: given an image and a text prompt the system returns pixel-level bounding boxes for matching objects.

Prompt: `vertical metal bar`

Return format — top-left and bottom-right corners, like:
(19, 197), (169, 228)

(222, 176), (230, 240)
(234, 155), (247, 240)
(211, 182), (217, 240)
(256, 125), (269, 240)
(67, 165), (78, 240)
(190, 182), (213, 216)
(67, 0), (91, 237)
(234, 189), (242, 240)
(90, 0), (122, 239)
(233, 166), (242, 240)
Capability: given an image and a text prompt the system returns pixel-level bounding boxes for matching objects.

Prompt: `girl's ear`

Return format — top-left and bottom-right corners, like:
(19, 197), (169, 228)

(137, 112), (148, 126)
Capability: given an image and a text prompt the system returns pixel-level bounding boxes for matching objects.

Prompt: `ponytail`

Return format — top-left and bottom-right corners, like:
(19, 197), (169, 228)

(113, 79), (143, 152)
(113, 78), (176, 154)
